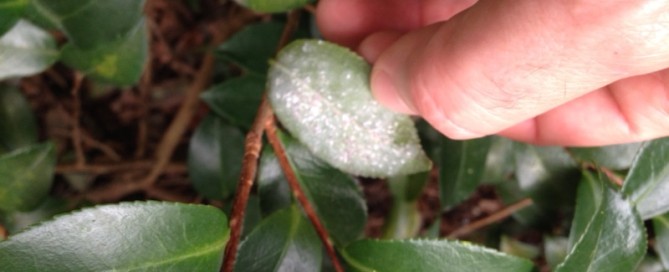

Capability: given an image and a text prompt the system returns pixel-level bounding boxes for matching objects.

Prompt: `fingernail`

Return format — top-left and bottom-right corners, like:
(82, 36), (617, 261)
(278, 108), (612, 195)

(371, 69), (418, 114)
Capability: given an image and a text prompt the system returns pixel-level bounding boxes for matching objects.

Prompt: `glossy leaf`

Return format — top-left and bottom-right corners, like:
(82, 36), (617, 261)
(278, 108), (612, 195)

(61, 19), (148, 86)
(0, 142), (55, 212)
(31, 0), (145, 49)
(622, 138), (669, 219)
(556, 171), (646, 272)
(0, 202), (229, 271)
(235, 205), (321, 272)
(264, 132), (366, 246)
(201, 75), (265, 129)
(0, 85), (38, 151)
(0, 0), (28, 35)
(342, 239), (534, 272)
(234, 0), (310, 13)
(0, 20), (58, 80)
(653, 213), (669, 270)
(568, 142), (642, 170)
(268, 39), (431, 177)
(218, 22), (284, 74)
(439, 136), (492, 208)
(188, 114), (244, 200)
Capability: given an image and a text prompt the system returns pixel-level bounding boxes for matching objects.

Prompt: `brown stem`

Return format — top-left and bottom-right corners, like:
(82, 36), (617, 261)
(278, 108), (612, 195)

(70, 73), (86, 167)
(221, 98), (273, 272)
(264, 116), (344, 272)
(221, 10), (302, 272)
(51, 128), (122, 162)
(447, 198), (534, 239)
(0, 223), (7, 240)
(138, 52), (214, 188)
(57, 161), (186, 175)
(599, 166), (624, 186)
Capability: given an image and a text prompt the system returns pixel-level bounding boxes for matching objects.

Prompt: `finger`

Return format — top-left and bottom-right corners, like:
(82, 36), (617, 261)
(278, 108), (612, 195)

(371, 0), (669, 139)
(500, 71), (669, 146)
(316, 0), (477, 48)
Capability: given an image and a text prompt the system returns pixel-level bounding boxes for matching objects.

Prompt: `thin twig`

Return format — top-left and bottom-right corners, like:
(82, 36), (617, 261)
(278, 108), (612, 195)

(447, 198), (534, 239)
(138, 52), (214, 188)
(221, 97), (273, 272)
(51, 128), (122, 162)
(264, 116), (344, 272)
(304, 4), (317, 14)
(599, 166), (624, 186)
(57, 161), (186, 175)
(0, 224), (7, 240)
(70, 73), (86, 167)
(221, 10), (302, 272)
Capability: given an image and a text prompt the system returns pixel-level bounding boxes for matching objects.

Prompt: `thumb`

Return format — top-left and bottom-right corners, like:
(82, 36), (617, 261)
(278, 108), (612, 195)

(370, 0), (669, 139)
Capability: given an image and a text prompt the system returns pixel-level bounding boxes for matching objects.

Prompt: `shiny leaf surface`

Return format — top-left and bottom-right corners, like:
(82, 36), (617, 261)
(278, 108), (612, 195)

(342, 239), (534, 272)
(188, 114), (244, 200)
(0, 201), (229, 272)
(0, 85), (38, 151)
(201, 75), (265, 129)
(235, 205), (321, 272)
(268, 39), (431, 177)
(61, 19), (148, 86)
(0, 20), (58, 80)
(439, 136), (492, 208)
(622, 138), (669, 219)
(556, 172), (646, 272)
(0, 142), (55, 212)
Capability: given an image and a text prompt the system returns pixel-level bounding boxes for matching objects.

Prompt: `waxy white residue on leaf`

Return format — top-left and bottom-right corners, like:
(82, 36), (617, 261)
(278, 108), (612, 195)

(268, 39), (431, 178)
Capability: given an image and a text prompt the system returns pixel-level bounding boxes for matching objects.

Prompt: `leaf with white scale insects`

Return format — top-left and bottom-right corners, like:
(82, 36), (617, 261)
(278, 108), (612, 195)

(268, 39), (432, 178)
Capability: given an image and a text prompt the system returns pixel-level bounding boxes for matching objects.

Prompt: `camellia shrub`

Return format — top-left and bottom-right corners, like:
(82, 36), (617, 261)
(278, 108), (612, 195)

(0, 1), (668, 271)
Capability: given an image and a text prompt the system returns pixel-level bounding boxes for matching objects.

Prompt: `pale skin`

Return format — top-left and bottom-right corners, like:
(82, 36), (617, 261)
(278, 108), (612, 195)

(317, 0), (669, 146)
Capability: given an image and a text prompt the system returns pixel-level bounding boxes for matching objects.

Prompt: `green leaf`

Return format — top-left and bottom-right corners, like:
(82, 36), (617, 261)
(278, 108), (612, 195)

(496, 144), (579, 226)
(0, 0), (28, 35)
(31, 0), (145, 49)
(0, 202), (229, 272)
(544, 236), (569, 270)
(0, 85), (38, 151)
(568, 142), (643, 170)
(234, 0), (310, 13)
(622, 138), (669, 219)
(61, 18), (148, 86)
(0, 20), (58, 80)
(653, 213), (669, 270)
(265, 132), (367, 246)
(258, 145), (292, 215)
(481, 136), (516, 184)
(499, 235), (540, 260)
(201, 75), (265, 129)
(268, 39), (431, 178)
(188, 114), (244, 200)
(0, 142), (56, 212)
(439, 137), (492, 208)
(342, 239), (534, 272)
(382, 173), (428, 239)
(235, 205), (321, 272)
(218, 22), (284, 74)
(556, 171), (646, 272)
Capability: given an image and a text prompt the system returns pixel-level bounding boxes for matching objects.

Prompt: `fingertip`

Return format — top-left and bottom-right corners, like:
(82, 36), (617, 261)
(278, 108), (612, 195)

(370, 69), (417, 115)
(316, 0), (367, 47)
(357, 31), (403, 63)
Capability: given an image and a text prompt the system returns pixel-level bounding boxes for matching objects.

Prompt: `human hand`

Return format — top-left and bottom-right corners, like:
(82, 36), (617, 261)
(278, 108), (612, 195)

(317, 0), (669, 146)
